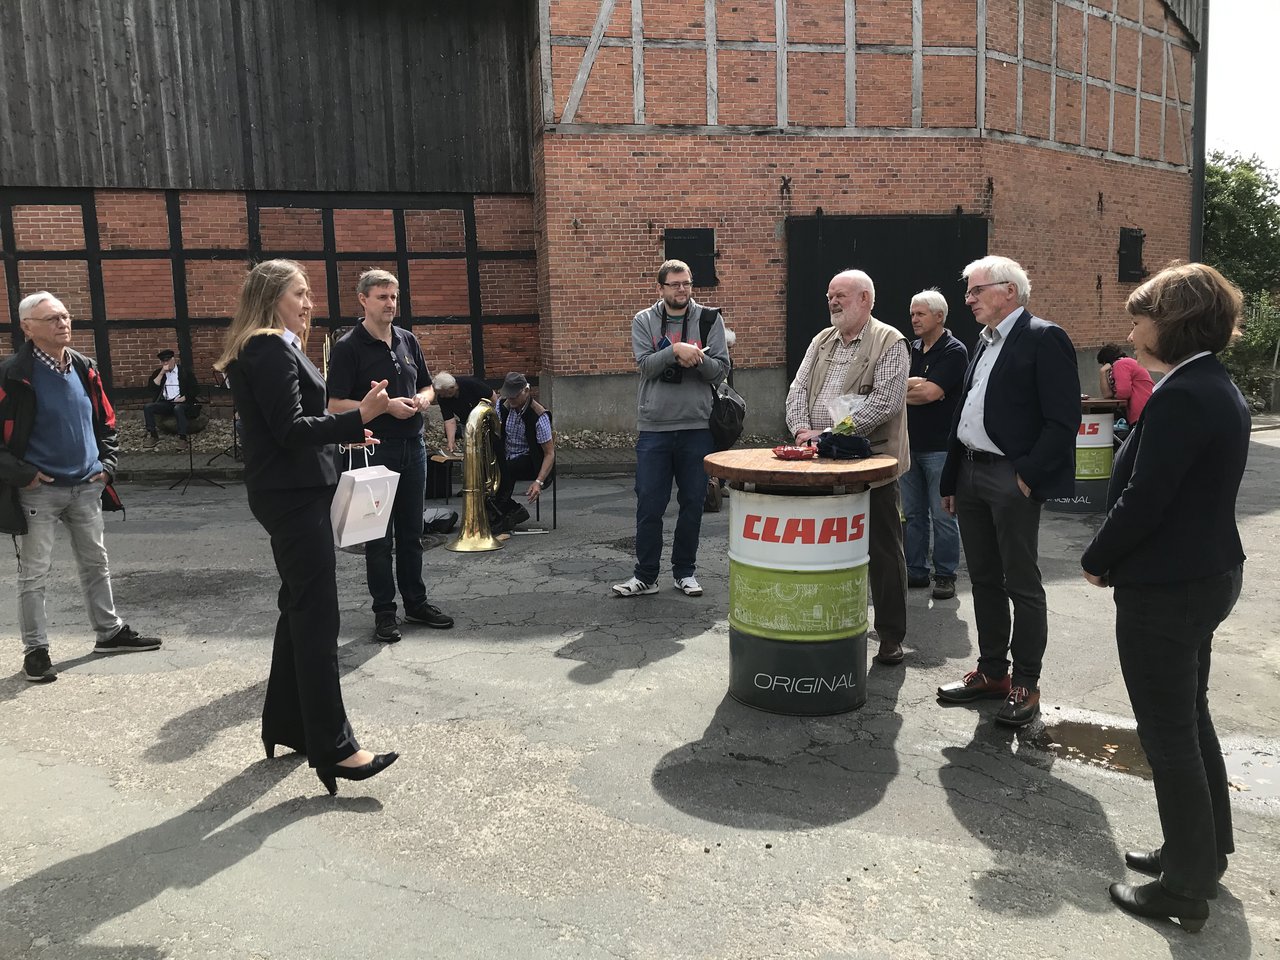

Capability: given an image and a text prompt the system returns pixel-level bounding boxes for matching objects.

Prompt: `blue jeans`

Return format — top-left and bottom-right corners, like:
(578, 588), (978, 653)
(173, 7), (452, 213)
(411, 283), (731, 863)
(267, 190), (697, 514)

(634, 428), (715, 583)
(900, 449), (961, 579)
(17, 481), (123, 652)
(364, 436), (428, 615)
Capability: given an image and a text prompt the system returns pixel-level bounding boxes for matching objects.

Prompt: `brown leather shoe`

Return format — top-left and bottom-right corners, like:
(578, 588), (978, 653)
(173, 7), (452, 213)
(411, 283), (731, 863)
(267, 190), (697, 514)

(995, 685), (1041, 726)
(937, 670), (1011, 703)
(873, 638), (904, 665)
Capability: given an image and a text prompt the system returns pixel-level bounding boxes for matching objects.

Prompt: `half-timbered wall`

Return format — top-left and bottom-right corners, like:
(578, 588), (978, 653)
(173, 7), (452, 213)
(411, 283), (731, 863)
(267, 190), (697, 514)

(533, 1), (1199, 431)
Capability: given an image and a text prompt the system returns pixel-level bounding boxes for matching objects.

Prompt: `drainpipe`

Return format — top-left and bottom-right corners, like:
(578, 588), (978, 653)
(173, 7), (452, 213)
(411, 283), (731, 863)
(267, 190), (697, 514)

(1189, 0), (1210, 261)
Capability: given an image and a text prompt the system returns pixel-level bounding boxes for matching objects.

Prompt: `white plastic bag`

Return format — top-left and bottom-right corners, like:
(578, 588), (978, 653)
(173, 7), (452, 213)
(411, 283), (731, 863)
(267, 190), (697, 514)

(826, 394), (869, 435)
(331, 446), (400, 548)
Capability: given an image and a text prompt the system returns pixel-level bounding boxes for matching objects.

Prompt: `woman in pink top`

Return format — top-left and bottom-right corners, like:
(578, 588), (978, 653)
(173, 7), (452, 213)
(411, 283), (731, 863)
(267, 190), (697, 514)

(1097, 344), (1155, 422)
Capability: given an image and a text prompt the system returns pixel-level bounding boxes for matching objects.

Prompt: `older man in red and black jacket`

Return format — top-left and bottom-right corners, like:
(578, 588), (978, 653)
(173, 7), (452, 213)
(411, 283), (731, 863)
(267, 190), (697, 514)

(0, 291), (161, 684)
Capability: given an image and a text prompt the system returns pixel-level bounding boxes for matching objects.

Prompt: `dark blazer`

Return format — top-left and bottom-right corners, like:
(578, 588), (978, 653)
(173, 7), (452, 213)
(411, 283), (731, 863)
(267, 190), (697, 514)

(226, 333), (365, 492)
(940, 309), (1081, 501)
(1082, 354), (1249, 585)
(147, 363), (202, 412)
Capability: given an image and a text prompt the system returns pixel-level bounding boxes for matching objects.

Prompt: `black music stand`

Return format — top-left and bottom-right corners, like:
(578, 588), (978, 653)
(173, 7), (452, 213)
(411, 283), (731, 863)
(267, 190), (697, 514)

(206, 371), (241, 466)
(170, 436), (224, 494)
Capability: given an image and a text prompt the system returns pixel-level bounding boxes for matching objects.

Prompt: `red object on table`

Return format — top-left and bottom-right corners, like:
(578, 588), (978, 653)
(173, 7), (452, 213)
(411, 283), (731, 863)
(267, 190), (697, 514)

(772, 445), (818, 460)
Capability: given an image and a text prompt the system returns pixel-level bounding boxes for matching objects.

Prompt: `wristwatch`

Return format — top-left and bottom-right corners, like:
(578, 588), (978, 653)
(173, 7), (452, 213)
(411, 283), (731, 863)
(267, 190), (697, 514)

(533, 479), (544, 487)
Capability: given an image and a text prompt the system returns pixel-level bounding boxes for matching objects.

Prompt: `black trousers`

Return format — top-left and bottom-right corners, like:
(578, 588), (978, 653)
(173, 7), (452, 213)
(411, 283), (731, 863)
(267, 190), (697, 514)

(247, 485), (358, 769)
(496, 453), (539, 507)
(1114, 566), (1242, 900)
(955, 457), (1046, 686)
(868, 481), (907, 645)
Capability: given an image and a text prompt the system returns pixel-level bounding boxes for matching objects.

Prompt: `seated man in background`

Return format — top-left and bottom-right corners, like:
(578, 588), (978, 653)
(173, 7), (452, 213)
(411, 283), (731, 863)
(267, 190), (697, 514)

(434, 372), (498, 454)
(143, 349), (201, 444)
(490, 373), (554, 533)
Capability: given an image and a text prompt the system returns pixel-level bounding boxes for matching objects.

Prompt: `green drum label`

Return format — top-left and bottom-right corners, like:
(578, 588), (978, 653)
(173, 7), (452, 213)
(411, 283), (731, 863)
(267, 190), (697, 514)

(729, 560), (868, 641)
(1075, 444), (1114, 480)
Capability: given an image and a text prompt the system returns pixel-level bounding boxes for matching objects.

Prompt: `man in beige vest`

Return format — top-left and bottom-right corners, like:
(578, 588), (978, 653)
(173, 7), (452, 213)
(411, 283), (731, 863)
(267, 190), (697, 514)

(785, 270), (910, 664)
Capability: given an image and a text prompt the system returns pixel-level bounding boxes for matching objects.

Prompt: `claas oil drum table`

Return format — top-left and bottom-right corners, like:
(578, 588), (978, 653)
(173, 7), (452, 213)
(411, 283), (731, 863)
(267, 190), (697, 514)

(704, 449), (899, 715)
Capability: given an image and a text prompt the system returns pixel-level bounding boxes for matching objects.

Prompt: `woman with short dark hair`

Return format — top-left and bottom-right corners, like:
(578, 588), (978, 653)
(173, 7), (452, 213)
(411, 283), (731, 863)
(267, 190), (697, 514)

(1081, 262), (1249, 931)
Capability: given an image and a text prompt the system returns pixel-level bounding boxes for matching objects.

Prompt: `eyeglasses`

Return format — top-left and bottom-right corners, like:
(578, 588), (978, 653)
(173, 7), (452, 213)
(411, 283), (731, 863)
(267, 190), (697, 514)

(662, 281), (693, 289)
(387, 349), (401, 375)
(28, 313), (71, 325)
(964, 282), (1008, 299)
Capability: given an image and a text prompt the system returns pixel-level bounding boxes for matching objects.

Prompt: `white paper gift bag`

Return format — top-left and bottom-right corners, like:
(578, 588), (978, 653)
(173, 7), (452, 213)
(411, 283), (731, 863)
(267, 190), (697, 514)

(331, 447), (400, 548)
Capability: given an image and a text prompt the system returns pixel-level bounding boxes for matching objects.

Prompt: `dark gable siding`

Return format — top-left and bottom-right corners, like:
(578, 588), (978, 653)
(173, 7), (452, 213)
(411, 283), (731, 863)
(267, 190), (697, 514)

(0, 0), (532, 193)
(1166, 1), (1205, 44)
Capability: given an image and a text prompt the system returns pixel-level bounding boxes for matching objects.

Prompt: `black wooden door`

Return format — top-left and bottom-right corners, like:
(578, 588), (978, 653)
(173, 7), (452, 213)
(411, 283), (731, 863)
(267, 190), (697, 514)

(785, 215), (988, 380)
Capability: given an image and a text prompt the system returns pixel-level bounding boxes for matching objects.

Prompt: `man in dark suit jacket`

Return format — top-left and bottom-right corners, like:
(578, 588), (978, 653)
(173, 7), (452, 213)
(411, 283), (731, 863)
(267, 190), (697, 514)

(936, 256), (1081, 726)
(143, 348), (201, 443)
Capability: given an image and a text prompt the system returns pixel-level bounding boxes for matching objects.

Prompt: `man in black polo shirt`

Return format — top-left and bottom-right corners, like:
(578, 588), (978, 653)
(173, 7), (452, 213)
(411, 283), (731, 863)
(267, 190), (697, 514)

(433, 372), (498, 454)
(903, 289), (968, 600)
(326, 269), (453, 641)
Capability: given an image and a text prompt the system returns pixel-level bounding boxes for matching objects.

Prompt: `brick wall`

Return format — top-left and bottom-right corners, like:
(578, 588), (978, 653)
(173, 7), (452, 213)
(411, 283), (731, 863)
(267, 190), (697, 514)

(3, 191), (541, 405)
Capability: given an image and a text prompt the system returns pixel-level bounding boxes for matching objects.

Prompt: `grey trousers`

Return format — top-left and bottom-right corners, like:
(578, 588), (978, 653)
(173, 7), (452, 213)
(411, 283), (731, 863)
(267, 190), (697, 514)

(16, 481), (123, 652)
(954, 458), (1047, 686)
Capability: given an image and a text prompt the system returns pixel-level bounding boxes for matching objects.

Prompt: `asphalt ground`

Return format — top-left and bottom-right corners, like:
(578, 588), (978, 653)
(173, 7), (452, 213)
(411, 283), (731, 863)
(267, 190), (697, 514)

(1, 431), (1277, 959)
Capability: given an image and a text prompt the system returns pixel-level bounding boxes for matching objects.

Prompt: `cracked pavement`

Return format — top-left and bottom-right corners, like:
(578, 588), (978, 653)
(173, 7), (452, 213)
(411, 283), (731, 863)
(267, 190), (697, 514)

(2, 432), (1279, 958)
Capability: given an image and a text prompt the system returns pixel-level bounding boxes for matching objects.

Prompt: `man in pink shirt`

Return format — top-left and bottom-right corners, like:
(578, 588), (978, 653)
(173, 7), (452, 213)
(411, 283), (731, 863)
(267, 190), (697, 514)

(1097, 344), (1154, 423)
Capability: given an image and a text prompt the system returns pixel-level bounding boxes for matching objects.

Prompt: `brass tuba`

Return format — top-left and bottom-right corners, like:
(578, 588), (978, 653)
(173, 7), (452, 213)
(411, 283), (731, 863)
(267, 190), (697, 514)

(445, 398), (505, 552)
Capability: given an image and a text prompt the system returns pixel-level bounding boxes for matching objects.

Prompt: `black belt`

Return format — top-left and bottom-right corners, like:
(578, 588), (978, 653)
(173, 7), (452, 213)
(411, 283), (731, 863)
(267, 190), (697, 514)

(962, 447), (1004, 463)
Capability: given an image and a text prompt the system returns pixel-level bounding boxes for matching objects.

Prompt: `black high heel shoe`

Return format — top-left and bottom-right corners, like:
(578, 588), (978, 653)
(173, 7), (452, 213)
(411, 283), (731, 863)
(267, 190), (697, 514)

(1109, 880), (1209, 932)
(317, 752), (399, 796)
(264, 739), (275, 760)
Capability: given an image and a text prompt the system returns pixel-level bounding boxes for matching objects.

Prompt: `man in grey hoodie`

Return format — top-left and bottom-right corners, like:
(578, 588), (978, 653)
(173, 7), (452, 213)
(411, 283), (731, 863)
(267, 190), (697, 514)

(612, 260), (730, 598)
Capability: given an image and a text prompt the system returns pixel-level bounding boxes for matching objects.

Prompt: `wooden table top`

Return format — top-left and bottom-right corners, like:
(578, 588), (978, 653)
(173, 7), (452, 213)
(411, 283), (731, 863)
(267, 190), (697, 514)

(705, 449), (899, 488)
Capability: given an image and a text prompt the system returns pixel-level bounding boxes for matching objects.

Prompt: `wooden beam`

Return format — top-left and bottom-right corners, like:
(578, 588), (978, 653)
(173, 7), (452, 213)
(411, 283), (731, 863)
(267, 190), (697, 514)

(977, 0), (987, 130)
(539, 0), (554, 124)
(633, 0), (644, 123)
(776, 0), (787, 128)
(706, 0), (719, 125)
(562, 0), (618, 124)
(845, 0), (856, 126)
(912, 0), (923, 127)
(1017, 0), (1025, 135)
(1079, 2), (1088, 146)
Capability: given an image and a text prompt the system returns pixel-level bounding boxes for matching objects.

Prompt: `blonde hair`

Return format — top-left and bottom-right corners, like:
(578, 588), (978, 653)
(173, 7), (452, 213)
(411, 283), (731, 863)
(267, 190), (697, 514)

(215, 260), (307, 372)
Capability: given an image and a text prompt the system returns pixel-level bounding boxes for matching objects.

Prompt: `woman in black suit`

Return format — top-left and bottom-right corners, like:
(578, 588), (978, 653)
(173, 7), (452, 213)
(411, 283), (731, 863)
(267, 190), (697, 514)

(215, 259), (398, 796)
(1081, 263), (1249, 931)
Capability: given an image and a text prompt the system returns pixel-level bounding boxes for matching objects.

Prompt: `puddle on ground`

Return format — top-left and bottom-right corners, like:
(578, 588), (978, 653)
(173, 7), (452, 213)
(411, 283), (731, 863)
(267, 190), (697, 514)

(1022, 721), (1279, 799)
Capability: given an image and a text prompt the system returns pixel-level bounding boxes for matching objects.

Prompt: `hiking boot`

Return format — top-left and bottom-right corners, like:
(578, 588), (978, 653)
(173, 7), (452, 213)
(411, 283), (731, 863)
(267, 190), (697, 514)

(93, 624), (162, 654)
(374, 612), (402, 643)
(23, 647), (57, 683)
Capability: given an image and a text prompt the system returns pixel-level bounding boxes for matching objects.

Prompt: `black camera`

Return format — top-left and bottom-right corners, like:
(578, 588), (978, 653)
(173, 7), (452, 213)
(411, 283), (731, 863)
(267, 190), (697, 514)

(660, 365), (684, 384)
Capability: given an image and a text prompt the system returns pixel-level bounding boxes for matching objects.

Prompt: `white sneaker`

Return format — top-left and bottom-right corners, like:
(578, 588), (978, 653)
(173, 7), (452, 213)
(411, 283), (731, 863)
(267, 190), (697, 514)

(612, 576), (658, 597)
(674, 576), (703, 596)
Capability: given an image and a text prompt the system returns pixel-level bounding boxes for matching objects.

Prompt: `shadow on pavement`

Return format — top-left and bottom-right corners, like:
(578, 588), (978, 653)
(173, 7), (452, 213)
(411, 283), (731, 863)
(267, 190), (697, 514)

(651, 664), (905, 830)
(903, 595), (971, 669)
(940, 714), (1124, 917)
(554, 618), (715, 685)
(0, 760), (382, 958)
(144, 639), (384, 763)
